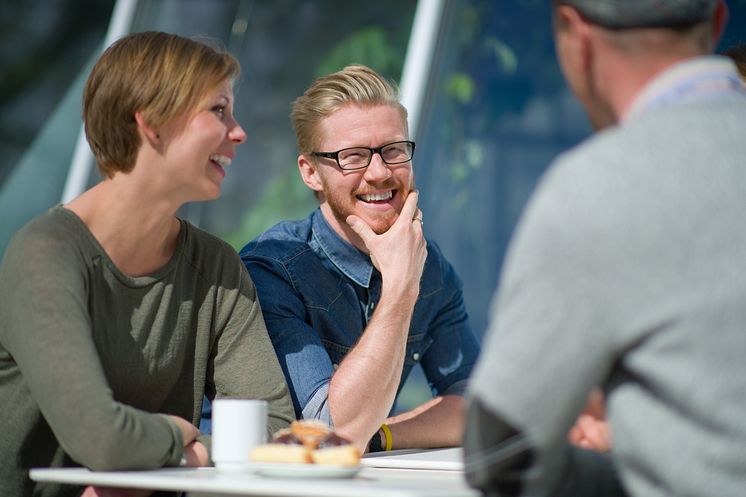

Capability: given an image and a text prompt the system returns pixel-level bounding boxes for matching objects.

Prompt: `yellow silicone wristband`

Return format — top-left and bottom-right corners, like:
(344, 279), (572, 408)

(381, 423), (393, 451)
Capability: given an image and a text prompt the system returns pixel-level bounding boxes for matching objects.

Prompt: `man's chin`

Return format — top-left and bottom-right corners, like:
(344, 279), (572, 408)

(364, 216), (397, 235)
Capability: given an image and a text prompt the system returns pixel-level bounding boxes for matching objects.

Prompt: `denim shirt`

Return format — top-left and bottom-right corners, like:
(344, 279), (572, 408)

(239, 209), (480, 425)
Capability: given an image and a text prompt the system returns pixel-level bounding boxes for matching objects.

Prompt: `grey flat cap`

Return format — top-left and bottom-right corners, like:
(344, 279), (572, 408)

(556, 0), (719, 28)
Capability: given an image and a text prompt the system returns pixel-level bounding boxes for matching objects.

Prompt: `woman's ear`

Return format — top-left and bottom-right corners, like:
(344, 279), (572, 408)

(298, 154), (324, 193)
(134, 111), (160, 144)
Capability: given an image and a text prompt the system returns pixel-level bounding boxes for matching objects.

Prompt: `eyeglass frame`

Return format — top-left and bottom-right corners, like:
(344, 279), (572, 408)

(310, 140), (416, 171)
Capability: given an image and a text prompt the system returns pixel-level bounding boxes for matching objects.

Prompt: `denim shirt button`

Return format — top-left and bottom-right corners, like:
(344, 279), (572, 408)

(412, 352), (420, 361)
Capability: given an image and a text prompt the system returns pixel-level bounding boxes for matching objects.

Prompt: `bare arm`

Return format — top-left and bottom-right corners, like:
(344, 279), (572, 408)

(327, 192), (427, 452)
(382, 395), (465, 450)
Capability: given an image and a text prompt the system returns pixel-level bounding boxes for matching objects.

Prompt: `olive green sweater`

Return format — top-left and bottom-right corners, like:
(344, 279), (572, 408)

(0, 206), (294, 497)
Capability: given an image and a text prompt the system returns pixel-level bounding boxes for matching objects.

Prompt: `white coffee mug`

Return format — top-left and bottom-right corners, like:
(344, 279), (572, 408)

(211, 398), (267, 471)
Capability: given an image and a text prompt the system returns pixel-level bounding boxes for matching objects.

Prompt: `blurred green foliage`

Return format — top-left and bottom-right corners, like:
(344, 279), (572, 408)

(224, 170), (316, 250)
(316, 27), (403, 79)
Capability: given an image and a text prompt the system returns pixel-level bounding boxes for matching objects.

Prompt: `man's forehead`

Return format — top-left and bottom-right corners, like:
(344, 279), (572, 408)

(319, 104), (408, 141)
(325, 103), (403, 121)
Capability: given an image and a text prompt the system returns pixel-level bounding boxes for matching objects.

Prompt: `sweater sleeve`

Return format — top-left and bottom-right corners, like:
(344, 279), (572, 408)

(464, 161), (624, 496)
(208, 257), (295, 437)
(0, 220), (183, 470)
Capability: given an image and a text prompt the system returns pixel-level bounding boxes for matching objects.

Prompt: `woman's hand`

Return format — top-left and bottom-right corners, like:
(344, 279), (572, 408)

(166, 415), (200, 446)
(167, 416), (209, 465)
(183, 440), (209, 466)
(79, 427), (209, 496)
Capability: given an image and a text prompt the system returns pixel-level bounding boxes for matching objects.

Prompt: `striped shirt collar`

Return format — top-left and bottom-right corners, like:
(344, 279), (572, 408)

(624, 55), (745, 122)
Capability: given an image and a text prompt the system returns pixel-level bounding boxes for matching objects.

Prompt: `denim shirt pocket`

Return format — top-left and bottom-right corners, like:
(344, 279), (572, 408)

(395, 331), (435, 399)
(403, 331), (434, 367)
(321, 332), (433, 372)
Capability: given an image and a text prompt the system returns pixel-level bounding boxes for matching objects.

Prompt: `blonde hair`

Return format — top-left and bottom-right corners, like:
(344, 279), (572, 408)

(291, 64), (408, 155)
(83, 31), (240, 177)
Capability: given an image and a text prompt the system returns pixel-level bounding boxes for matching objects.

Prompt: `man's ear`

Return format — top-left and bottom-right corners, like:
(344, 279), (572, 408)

(711, 0), (729, 48)
(134, 111), (160, 145)
(555, 5), (594, 77)
(298, 154), (324, 193)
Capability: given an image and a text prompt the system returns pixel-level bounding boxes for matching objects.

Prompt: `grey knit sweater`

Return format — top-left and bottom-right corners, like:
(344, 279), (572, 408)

(468, 83), (746, 495)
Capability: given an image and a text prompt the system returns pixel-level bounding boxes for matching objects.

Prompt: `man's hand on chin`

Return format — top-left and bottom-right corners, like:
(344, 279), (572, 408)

(346, 191), (427, 299)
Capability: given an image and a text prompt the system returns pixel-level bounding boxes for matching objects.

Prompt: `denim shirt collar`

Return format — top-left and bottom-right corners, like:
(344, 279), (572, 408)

(310, 209), (374, 288)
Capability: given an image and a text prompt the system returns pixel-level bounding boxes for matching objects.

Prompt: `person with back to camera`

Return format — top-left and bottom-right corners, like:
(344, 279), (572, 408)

(464, 1), (746, 496)
(0, 31), (294, 497)
(238, 65), (482, 454)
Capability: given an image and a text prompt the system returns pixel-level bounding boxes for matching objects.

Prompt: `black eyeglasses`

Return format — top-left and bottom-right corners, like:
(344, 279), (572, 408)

(311, 140), (415, 170)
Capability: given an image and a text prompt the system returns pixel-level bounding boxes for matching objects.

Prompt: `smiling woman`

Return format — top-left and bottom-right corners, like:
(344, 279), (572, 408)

(0, 31), (294, 497)
(147, 78), (246, 203)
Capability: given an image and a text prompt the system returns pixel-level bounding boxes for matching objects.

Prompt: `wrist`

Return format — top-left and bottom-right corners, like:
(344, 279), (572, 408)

(367, 424), (393, 453)
(381, 281), (420, 304)
(367, 429), (383, 453)
(376, 290), (419, 323)
(380, 423), (393, 451)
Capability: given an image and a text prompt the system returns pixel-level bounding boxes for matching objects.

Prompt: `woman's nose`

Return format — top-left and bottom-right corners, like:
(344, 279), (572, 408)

(229, 119), (247, 144)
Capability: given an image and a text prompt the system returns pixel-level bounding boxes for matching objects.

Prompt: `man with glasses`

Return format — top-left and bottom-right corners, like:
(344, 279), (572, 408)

(238, 65), (480, 453)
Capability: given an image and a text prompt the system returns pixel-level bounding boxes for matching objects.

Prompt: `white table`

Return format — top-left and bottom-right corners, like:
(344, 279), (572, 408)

(361, 447), (463, 471)
(30, 450), (479, 497)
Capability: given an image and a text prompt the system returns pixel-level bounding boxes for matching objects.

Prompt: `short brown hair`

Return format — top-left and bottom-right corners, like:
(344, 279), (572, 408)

(83, 31), (240, 177)
(291, 64), (408, 155)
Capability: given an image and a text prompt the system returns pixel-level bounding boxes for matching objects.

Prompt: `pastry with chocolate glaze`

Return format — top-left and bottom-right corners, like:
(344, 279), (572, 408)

(250, 420), (361, 465)
(288, 420), (331, 447)
(310, 432), (361, 466)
